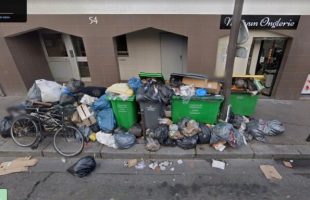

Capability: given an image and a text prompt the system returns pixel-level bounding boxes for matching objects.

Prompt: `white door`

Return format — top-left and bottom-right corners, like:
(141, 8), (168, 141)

(160, 33), (187, 79)
(40, 31), (90, 82)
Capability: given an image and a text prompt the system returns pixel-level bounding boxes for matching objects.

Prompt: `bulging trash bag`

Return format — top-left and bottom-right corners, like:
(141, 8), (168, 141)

(178, 118), (201, 137)
(91, 95), (111, 111)
(154, 125), (169, 144)
(26, 83), (41, 101)
(245, 120), (266, 142)
(96, 132), (117, 148)
(176, 135), (198, 149)
(114, 133), (136, 149)
(0, 116), (12, 138)
(228, 114), (245, 129)
(35, 79), (63, 102)
(145, 137), (160, 152)
(161, 137), (177, 147)
(66, 78), (85, 93)
(197, 123), (211, 144)
(67, 156), (96, 178)
(128, 123), (143, 138)
(128, 77), (142, 94)
(136, 81), (160, 103)
(113, 127), (126, 135)
(79, 87), (106, 98)
(264, 120), (285, 136)
(210, 122), (244, 148)
(157, 84), (174, 105)
(169, 124), (184, 140)
(59, 87), (76, 106)
(96, 109), (115, 133)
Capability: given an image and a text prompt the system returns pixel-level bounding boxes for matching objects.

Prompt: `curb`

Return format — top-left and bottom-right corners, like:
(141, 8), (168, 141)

(0, 139), (309, 159)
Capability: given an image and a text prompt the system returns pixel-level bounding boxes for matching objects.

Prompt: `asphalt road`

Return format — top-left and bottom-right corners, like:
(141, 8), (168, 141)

(0, 157), (310, 200)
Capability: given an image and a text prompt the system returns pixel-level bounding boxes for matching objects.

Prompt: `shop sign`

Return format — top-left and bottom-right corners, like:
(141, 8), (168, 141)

(220, 15), (300, 30)
(301, 74), (310, 95)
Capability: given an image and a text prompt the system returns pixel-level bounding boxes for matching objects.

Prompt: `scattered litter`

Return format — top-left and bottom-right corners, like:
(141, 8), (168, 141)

(177, 159), (183, 165)
(211, 159), (225, 170)
(67, 156), (96, 178)
(260, 165), (282, 180)
(61, 158), (66, 163)
(135, 160), (146, 170)
(124, 159), (138, 168)
(148, 161), (159, 170)
(172, 178), (176, 182)
(159, 161), (172, 171)
(282, 161), (293, 168)
(0, 156), (38, 176)
(212, 141), (226, 152)
(170, 167), (175, 172)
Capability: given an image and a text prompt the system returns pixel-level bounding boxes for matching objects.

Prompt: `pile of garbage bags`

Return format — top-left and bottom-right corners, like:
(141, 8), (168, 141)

(145, 118), (212, 151)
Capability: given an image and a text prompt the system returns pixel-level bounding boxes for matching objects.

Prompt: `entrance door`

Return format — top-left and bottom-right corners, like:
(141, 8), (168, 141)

(247, 38), (287, 96)
(40, 31), (90, 82)
(160, 33), (187, 79)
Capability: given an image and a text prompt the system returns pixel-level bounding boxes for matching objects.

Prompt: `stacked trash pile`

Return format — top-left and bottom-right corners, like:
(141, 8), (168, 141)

(0, 73), (285, 156)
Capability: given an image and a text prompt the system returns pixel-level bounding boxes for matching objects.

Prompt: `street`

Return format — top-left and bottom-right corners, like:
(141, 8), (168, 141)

(1, 158), (309, 200)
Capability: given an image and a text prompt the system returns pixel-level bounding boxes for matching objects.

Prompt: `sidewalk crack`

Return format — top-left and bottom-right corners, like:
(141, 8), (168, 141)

(24, 172), (53, 200)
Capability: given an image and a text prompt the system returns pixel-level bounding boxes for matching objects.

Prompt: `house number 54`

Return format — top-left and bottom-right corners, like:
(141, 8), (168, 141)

(89, 16), (98, 24)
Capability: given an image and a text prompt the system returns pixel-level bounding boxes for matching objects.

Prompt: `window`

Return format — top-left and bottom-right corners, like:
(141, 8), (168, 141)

(115, 35), (128, 56)
(42, 33), (68, 57)
(71, 36), (87, 57)
(77, 62), (90, 78)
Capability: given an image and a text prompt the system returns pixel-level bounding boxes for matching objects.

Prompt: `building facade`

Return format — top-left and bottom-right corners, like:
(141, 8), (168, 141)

(0, 0), (310, 99)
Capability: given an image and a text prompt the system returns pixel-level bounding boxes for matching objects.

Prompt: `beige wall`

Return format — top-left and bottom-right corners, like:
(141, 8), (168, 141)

(118, 29), (162, 80)
(0, 15), (309, 100)
(215, 31), (287, 77)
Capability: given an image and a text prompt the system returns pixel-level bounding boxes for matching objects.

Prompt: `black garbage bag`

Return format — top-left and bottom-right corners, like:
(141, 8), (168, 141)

(78, 86), (106, 98)
(161, 137), (177, 147)
(145, 137), (160, 152)
(136, 81), (160, 103)
(264, 120), (285, 136)
(67, 78), (85, 93)
(228, 114), (244, 129)
(0, 116), (12, 138)
(114, 127), (126, 135)
(128, 123), (143, 138)
(67, 156), (96, 178)
(210, 122), (244, 148)
(157, 84), (174, 105)
(154, 125), (169, 144)
(177, 135), (198, 149)
(89, 123), (100, 133)
(114, 133), (136, 149)
(59, 93), (76, 106)
(245, 120), (266, 142)
(197, 123), (211, 144)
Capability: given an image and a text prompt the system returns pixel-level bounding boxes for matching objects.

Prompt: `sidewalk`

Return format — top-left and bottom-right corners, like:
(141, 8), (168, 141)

(0, 96), (309, 159)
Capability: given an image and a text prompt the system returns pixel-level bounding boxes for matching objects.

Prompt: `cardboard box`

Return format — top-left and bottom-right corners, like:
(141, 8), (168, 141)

(182, 77), (208, 88)
(206, 82), (221, 95)
(77, 104), (96, 126)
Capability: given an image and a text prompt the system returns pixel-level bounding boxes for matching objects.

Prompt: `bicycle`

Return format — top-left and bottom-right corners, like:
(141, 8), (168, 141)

(10, 104), (84, 157)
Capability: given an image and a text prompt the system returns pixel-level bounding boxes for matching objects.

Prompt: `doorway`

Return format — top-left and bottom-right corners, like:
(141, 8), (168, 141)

(160, 33), (187, 79)
(39, 30), (90, 82)
(247, 38), (287, 96)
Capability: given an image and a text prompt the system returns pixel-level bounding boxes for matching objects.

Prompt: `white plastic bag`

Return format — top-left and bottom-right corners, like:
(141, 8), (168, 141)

(35, 79), (62, 102)
(96, 132), (117, 149)
(80, 94), (98, 105)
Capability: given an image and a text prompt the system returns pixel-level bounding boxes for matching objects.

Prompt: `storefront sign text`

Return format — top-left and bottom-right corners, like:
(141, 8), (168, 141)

(220, 15), (300, 30)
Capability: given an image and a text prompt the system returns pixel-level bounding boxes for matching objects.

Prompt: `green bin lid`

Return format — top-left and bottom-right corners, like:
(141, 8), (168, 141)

(172, 95), (224, 101)
(139, 72), (165, 82)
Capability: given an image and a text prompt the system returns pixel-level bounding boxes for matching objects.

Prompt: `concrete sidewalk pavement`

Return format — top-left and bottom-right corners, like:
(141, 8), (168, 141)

(0, 96), (309, 159)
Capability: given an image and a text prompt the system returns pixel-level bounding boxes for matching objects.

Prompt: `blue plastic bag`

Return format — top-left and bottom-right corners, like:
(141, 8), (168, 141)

(196, 88), (207, 97)
(92, 95), (115, 132)
(128, 77), (142, 93)
(114, 133), (136, 149)
(92, 95), (111, 111)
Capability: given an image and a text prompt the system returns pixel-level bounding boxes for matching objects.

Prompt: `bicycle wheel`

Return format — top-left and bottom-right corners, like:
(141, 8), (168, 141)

(53, 125), (84, 157)
(10, 116), (39, 147)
